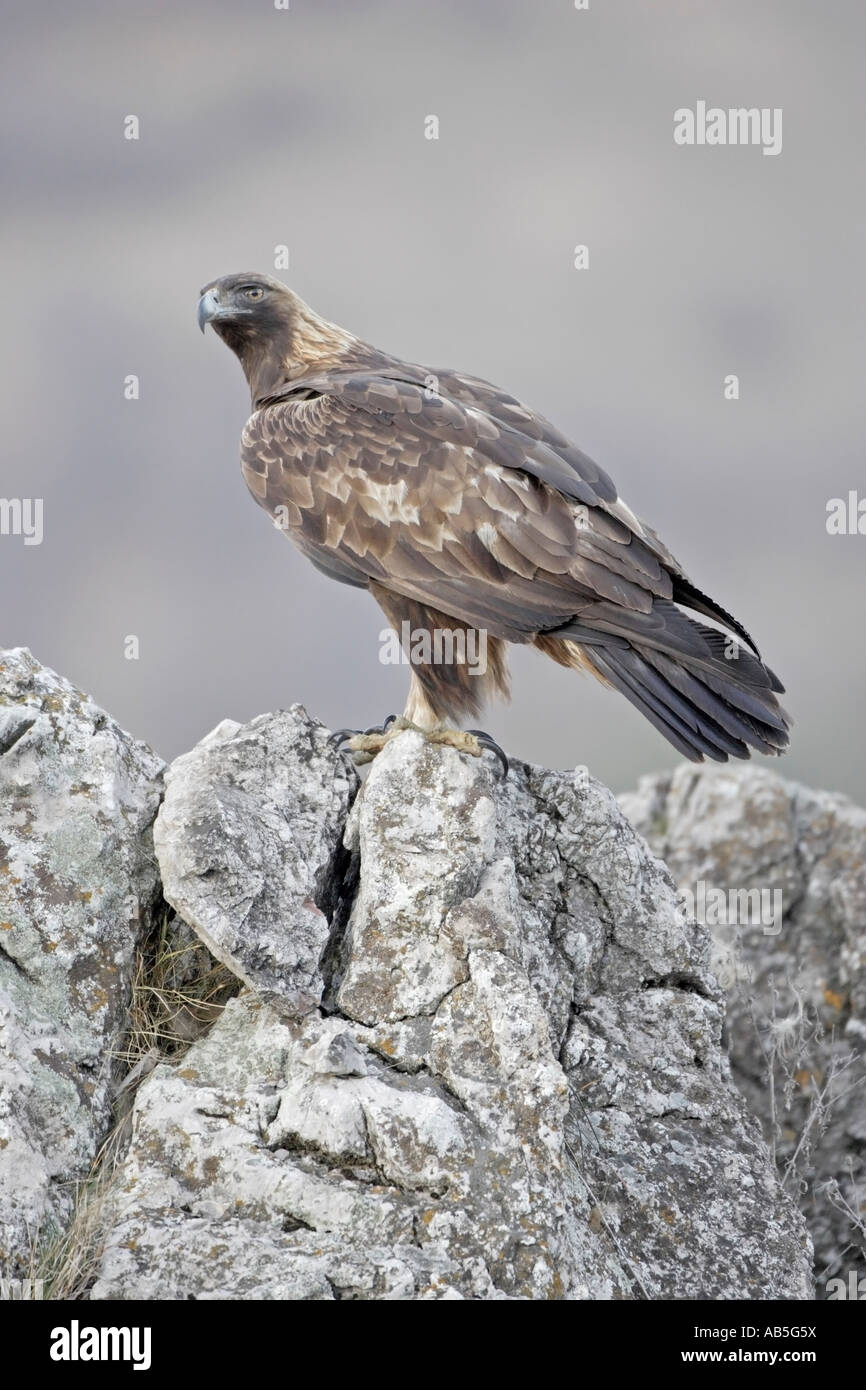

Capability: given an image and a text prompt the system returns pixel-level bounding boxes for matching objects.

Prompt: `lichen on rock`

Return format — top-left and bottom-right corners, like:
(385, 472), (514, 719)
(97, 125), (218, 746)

(0, 649), (164, 1278)
(621, 764), (866, 1297)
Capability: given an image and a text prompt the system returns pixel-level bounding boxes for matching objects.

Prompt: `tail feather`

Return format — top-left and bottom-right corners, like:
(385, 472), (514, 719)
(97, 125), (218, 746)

(639, 647), (788, 748)
(549, 594), (791, 764)
(672, 578), (786, 692)
(588, 648), (741, 761)
(611, 647), (755, 755)
(670, 575), (760, 658)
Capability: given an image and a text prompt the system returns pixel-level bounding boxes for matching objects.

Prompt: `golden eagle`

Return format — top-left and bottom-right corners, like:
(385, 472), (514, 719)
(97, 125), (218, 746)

(199, 272), (789, 768)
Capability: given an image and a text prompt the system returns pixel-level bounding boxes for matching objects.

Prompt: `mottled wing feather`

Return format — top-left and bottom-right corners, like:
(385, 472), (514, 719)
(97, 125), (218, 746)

(239, 354), (787, 761)
(431, 367), (619, 504)
(240, 373), (676, 643)
(260, 366), (614, 506)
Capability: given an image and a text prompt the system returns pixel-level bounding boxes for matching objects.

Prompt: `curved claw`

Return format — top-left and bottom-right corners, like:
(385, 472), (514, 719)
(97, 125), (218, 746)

(329, 728), (359, 749)
(363, 714), (397, 735)
(329, 715), (398, 749)
(465, 729), (510, 777)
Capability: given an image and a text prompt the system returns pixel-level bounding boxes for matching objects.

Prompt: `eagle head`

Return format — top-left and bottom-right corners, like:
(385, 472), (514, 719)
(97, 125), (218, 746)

(197, 272), (294, 346)
(198, 272), (359, 404)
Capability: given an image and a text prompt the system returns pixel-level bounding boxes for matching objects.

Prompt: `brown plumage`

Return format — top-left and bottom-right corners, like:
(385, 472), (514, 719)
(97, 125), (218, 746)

(198, 271), (790, 763)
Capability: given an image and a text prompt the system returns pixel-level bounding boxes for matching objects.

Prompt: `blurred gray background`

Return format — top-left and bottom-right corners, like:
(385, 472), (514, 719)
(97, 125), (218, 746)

(2, 0), (864, 799)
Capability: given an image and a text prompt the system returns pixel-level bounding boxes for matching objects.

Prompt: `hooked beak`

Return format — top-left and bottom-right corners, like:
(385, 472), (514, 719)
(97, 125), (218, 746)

(198, 288), (221, 334)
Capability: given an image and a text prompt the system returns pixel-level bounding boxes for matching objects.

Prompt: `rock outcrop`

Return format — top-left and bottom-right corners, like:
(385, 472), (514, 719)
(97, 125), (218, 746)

(0, 649), (832, 1299)
(91, 718), (811, 1300)
(621, 765), (866, 1296)
(0, 649), (164, 1278)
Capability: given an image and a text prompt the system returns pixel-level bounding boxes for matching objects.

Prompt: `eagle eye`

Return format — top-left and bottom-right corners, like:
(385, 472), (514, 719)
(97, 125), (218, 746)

(243, 286), (264, 301)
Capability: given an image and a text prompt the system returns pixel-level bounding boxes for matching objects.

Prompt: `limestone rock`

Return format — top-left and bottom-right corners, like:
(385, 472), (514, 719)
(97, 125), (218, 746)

(93, 732), (812, 1300)
(0, 648), (164, 1277)
(620, 764), (866, 1294)
(152, 709), (358, 1019)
